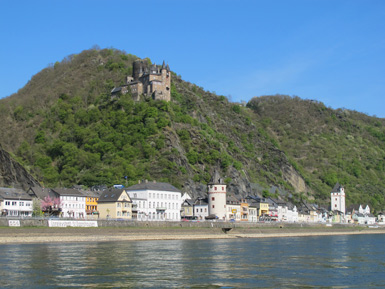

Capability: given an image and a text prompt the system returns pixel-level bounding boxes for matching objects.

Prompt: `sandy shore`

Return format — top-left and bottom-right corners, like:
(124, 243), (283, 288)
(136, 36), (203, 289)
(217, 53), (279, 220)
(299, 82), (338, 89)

(1, 226), (385, 244)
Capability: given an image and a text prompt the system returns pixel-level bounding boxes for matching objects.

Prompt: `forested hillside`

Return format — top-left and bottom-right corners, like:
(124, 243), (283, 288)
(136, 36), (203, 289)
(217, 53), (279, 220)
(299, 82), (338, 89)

(247, 96), (385, 211)
(0, 48), (384, 212)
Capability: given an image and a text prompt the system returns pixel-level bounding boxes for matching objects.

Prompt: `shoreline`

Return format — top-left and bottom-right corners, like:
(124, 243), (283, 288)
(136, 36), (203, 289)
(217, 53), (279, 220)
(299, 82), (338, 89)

(1, 226), (385, 244)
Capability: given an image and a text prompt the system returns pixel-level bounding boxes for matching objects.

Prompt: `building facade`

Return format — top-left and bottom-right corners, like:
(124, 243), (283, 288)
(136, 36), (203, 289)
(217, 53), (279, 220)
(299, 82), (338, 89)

(97, 189), (132, 219)
(0, 188), (33, 217)
(331, 183), (345, 215)
(51, 188), (86, 218)
(125, 180), (181, 221)
(208, 170), (227, 220)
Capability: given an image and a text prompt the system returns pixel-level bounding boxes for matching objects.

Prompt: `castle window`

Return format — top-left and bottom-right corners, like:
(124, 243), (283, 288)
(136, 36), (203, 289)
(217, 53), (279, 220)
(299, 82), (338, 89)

(212, 197), (215, 201)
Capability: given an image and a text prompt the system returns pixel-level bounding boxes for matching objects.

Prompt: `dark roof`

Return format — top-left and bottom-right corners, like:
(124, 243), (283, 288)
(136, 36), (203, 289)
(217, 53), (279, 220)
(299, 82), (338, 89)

(0, 188), (32, 200)
(79, 190), (99, 198)
(331, 182), (343, 193)
(111, 87), (122, 93)
(97, 189), (131, 203)
(194, 198), (208, 205)
(182, 199), (194, 206)
(208, 169), (223, 185)
(27, 186), (55, 199)
(125, 181), (180, 193)
(51, 188), (83, 197)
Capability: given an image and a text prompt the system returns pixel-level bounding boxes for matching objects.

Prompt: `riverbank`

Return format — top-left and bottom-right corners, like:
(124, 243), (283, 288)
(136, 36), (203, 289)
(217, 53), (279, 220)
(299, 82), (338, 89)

(1, 225), (384, 244)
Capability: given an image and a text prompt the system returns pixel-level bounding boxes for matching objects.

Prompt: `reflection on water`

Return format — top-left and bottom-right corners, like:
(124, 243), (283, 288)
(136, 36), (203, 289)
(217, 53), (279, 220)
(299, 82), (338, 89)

(1, 234), (385, 288)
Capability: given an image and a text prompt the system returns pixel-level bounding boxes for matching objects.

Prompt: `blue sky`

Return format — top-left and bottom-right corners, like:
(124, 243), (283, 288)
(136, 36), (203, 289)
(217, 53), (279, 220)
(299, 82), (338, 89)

(1, 0), (384, 117)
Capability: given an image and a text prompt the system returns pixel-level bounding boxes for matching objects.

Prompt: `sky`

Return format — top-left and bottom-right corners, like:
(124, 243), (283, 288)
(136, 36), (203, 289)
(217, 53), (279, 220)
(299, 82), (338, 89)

(1, 0), (384, 117)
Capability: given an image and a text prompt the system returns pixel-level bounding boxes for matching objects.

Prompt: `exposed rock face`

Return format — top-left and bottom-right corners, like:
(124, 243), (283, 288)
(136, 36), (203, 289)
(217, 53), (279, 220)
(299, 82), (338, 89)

(0, 145), (40, 190)
(282, 164), (306, 193)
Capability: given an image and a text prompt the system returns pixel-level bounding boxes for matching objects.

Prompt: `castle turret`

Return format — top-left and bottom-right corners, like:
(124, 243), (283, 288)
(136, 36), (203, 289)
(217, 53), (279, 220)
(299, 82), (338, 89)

(208, 170), (227, 220)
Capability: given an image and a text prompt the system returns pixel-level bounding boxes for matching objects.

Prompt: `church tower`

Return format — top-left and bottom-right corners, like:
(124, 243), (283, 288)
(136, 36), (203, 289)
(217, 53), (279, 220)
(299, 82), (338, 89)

(331, 182), (345, 214)
(208, 170), (227, 220)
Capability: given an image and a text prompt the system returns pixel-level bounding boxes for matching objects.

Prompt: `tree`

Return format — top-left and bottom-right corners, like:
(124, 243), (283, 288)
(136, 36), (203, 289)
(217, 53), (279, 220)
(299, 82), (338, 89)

(41, 196), (62, 216)
(32, 198), (43, 217)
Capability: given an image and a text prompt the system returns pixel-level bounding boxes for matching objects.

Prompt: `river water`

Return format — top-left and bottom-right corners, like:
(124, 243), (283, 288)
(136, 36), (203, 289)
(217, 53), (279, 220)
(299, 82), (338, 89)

(1, 234), (384, 288)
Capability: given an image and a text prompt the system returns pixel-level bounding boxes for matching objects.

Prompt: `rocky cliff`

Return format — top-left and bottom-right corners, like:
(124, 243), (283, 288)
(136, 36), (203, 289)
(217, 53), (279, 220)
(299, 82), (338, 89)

(0, 145), (40, 189)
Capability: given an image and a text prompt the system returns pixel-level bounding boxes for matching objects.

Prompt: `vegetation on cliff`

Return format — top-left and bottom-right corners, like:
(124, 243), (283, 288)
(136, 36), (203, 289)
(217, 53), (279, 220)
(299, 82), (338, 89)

(0, 48), (384, 212)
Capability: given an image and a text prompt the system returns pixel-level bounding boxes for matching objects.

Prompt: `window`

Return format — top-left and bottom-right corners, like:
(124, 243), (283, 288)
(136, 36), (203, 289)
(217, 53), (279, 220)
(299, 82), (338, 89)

(212, 197), (215, 201)
(222, 187), (224, 191)
(117, 203), (121, 207)
(212, 205), (215, 208)
(12, 201), (17, 206)
(5, 201), (10, 206)
(214, 187), (217, 191)
(20, 202), (24, 206)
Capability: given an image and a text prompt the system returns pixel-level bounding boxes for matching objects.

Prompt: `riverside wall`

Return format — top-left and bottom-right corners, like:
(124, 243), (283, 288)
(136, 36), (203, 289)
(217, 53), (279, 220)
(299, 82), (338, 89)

(0, 217), (362, 229)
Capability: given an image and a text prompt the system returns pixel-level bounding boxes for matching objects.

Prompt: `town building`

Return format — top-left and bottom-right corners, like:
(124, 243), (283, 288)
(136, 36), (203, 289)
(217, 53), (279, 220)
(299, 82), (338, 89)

(226, 196), (241, 221)
(181, 199), (194, 219)
(331, 182), (346, 215)
(240, 199), (249, 221)
(51, 188), (86, 218)
(81, 189), (100, 218)
(208, 170), (227, 220)
(125, 180), (181, 221)
(111, 59), (171, 101)
(0, 188), (33, 217)
(193, 197), (209, 220)
(97, 189), (132, 219)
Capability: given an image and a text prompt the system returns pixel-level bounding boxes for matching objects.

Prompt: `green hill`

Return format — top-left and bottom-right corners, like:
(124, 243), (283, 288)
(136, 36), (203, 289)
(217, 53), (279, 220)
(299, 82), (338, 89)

(0, 48), (384, 213)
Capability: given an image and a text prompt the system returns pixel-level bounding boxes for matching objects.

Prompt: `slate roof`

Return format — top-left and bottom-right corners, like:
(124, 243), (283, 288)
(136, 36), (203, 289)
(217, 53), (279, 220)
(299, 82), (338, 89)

(51, 188), (83, 197)
(125, 181), (180, 193)
(0, 187), (32, 200)
(331, 182), (343, 193)
(194, 197), (208, 206)
(208, 169), (223, 185)
(97, 189), (131, 203)
(182, 199), (194, 206)
(27, 186), (54, 200)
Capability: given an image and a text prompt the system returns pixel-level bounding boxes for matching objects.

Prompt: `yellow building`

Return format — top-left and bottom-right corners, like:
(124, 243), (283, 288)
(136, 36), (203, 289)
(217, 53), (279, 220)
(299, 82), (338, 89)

(257, 201), (269, 219)
(240, 199), (249, 221)
(81, 190), (99, 218)
(97, 189), (133, 219)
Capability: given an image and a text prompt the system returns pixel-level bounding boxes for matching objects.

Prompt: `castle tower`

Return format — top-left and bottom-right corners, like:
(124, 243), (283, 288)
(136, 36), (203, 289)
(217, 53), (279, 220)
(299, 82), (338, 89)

(331, 182), (345, 214)
(208, 170), (227, 220)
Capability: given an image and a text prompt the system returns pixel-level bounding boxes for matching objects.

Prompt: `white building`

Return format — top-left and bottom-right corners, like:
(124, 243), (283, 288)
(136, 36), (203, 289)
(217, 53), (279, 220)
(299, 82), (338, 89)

(331, 183), (345, 215)
(125, 180), (181, 221)
(208, 170), (227, 220)
(51, 188), (86, 218)
(193, 198), (209, 220)
(0, 188), (33, 217)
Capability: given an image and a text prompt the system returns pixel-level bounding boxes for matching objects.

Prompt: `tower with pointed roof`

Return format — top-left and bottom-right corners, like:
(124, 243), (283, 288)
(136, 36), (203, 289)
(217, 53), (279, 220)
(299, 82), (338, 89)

(331, 182), (345, 214)
(207, 170), (227, 220)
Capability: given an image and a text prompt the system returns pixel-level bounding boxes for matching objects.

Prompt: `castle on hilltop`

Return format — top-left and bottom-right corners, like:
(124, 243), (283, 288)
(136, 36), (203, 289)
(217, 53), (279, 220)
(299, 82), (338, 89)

(111, 59), (171, 101)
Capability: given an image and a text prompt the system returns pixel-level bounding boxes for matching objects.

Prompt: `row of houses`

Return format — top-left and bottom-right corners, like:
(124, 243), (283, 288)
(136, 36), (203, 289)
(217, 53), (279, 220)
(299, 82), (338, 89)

(0, 173), (382, 224)
(0, 180), (182, 221)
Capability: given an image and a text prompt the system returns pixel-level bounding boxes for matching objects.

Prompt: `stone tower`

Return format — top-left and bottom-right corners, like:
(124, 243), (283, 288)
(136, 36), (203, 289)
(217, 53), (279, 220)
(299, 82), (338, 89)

(207, 170), (227, 220)
(331, 182), (345, 214)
